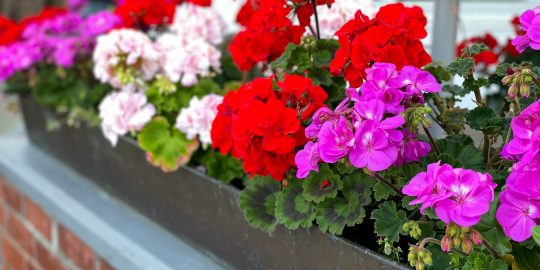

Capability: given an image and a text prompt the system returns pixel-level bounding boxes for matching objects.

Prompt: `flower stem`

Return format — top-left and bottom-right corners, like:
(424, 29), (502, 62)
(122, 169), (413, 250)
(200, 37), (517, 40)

(532, 76), (540, 90)
(374, 173), (403, 197)
(311, 0), (320, 40)
(422, 123), (441, 156)
(481, 240), (501, 259)
(483, 134), (491, 169)
(473, 88), (485, 106)
(419, 237), (467, 257)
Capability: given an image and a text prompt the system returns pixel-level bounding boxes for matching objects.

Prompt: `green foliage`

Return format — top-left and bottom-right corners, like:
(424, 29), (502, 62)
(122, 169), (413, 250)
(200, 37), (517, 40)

(427, 244), (453, 270)
(196, 150), (244, 183)
(461, 44), (489, 57)
(463, 77), (489, 92)
(137, 117), (194, 172)
(316, 173), (373, 235)
(442, 85), (469, 97)
(238, 176), (281, 233)
(448, 58), (475, 77)
(275, 180), (316, 230)
(371, 201), (407, 243)
(302, 164), (342, 203)
(373, 182), (392, 201)
(474, 200), (512, 254)
(462, 252), (508, 270)
(466, 106), (502, 134)
(441, 108), (469, 133)
(533, 226), (540, 246)
(433, 137), (484, 170)
(424, 64), (452, 82)
(512, 243), (540, 270)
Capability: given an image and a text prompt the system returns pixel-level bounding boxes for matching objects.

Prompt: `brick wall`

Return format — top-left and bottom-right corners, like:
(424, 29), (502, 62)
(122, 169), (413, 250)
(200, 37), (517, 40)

(0, 175), (115, 270)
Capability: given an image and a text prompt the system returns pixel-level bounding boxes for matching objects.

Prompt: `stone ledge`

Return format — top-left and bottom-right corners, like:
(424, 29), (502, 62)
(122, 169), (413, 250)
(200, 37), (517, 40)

(0, 135), (226, 270)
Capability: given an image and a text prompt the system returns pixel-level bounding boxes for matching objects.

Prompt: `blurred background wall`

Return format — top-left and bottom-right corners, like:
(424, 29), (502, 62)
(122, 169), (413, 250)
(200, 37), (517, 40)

(1, 0), (65, 20)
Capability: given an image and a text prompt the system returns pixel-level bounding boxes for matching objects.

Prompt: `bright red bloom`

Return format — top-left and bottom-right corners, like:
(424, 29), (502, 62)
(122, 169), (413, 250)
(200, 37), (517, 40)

(330, 3), (431, 87)
(0, 16), (20, 46)
(230, 0), (305, 71)
(293, 0), (334, 27)
(211, 75), (327, 180)
(115, 0), (176, 29)
(19, 7), (67, 30)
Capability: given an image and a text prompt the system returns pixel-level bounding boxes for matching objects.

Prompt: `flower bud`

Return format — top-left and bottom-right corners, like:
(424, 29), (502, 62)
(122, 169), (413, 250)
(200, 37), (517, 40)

(461, 239), (472, 254)
(384, 243), (392, 255)
(502, 74), (514, 85)
(520, 83), (530, 97)
(415, 261), (425, 270)
(508, 84), (518, 98)
(441, 236), (452, 253)
(418, 250), (427, 259)
(452, 236), (461, 247)
(449, 225), (458, 237)
(470, 230), (483, 245)
(403, 222), (411, 232)
(423, 255), (432, 266)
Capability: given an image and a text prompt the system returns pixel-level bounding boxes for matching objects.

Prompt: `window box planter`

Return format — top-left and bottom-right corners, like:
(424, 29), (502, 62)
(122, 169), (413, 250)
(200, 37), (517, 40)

(19, 94), (408, 270)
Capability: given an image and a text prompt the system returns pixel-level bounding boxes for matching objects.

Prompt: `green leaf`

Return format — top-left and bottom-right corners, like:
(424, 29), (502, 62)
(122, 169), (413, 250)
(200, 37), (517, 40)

(463, 77), (489, 92)
(461, 43), (489, 57)
(307, 67), (332, 86)
(467, 106), (501, 133)
(138, 117), (195, 172)
(316, 174), (372, 235)
(302, 164), (342, 203)
(474, 199), (512, 254)
(441, 108), (469, 133)
(442, 84), (469, 97)
(373, 182), (392, 201)
(462, 252), (508, 270)
(427, 244), (453, 270)
(424, 64), (452, 82)
(271, 43), (310, 71)
(197, 150), (244, 183)
(312, 39), (340, 67)
(533, 226), (540, 246)
(275, 180), (315, 230)
(371, 201), (407, 243)
(436, 138), (484, 170)
(512, 243), (540, 270)
(238, 176), (281, 233)
(448, 58), (474, 77)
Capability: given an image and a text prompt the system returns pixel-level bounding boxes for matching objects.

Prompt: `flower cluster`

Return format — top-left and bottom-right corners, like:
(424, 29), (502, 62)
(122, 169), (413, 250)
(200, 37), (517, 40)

(403, 162), (497, 227)
(211, 75), (327, 180)
(230, 0), (305, 71)
(114, 0), (177, 29)
(511, 5), (540, 53)
(93, 29), (160, 89)
(176, 94), (223, 147)
(313, 0), (376, 39)
(99, 90), (156, 146)
(498, 100), (540, 241)
(0, 7), (120, 81)
(330, 3), (431, 87)
(0, 16), (21, 46)
(156, 4), (224, 86)
(296, 63), (439, 178)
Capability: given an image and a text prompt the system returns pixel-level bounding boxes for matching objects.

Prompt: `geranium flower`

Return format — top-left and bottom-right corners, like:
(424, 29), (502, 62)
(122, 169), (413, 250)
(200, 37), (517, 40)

(312, 0), (376, 39)
(349, 120), (398, 171)
(403, 162), (496, 227)
(176, 94), (223, 147)
(395, 129), (430, 165)
(0, 16), (21, 46)
(295, 141), (320, 178)
(318, 117), (355, 163)
(497, 189), (540, 242)
(511, 6), (540, 53)
(99, 89), (156, 146)
(114, 0), (177, 29)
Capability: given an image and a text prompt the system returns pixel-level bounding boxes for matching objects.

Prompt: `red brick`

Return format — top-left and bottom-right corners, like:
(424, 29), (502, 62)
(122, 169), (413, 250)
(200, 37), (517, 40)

(23, 199), (52, 241)
(35, 243), (65, 270)
(4, 212), (34, 256)
(99, 259), (115, 270)
(2, 182), (22, 212)
(2, 238), (25, 270)
(58, 225), (95, 270)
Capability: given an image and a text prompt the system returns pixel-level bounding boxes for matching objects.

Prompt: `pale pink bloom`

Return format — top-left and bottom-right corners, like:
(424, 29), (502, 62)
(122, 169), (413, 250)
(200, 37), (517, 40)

(170, 3), (226, 45)
(99, 89), (156, 146)
(175, 94), (223, 146)
(314, 0), (377, 39)
(93, 29), (160, 89)
(156, 33), (221, 86)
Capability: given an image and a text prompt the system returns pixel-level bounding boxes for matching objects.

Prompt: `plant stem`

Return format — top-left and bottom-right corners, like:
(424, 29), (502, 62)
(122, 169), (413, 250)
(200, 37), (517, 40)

(422, 123), (441, 156)
(311, 0), (320, 40)
(473, 87), (485, 106)
(481, 240), (501, 259)
(532, 76), (540, 90)
(419, 237), (467, 257)
(374, 173), (403, 197)
(483, 134), (491, 169)
(308, 25), (317, 37)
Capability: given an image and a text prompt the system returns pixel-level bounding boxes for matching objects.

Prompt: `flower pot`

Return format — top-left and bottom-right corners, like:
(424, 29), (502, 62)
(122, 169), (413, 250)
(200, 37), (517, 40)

(19, 95), (408, 270)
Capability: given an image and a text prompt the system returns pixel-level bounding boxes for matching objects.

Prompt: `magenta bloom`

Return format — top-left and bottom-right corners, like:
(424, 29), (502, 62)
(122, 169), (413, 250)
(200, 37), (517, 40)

(403, 162), (496, 227)
(318, 117), (355, 163)
(398, 65), (441, 97)
(305, 107), (336, 138)
(502, 100), (540, 163)
(511, 6), (540, 53)
(349, 120), (398, 171)
(497, 189), (540, 242)
(295, 141), (320, 178)
(395, 129), (431, 165)
(434, 170), (495, 227)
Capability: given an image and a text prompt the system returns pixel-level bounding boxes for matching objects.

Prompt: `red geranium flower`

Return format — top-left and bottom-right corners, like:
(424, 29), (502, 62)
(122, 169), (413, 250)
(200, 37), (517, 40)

(115, 0), (176, 29)
(0, 16), (21, 46)
(19, 7), (67, 30)
(329, 3), (431, 87)
(230, 0), (305, 71)
(211, 75), (327, 180)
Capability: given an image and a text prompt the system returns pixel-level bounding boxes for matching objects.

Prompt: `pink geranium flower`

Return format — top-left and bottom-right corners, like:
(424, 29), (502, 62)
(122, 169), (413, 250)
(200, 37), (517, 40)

(497, 189), (540, 242)
(511, 6), (540, 53)
(349, 120), (398, 171)
(295, 141), (321, 178)
(318, 117), (355, 163)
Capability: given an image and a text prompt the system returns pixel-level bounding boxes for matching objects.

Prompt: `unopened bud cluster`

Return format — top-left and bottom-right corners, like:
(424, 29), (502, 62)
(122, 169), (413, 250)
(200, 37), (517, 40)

(502, 67), (534, 98)
(403, 106), (433, 131)
(441, 223), (482, 254)
(403, 220), (422, 239)
(408, 246), (432, 270)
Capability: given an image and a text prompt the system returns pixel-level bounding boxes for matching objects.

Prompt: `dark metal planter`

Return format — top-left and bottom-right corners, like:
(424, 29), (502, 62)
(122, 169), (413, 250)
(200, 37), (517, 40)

(19, 95), (408, 270)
